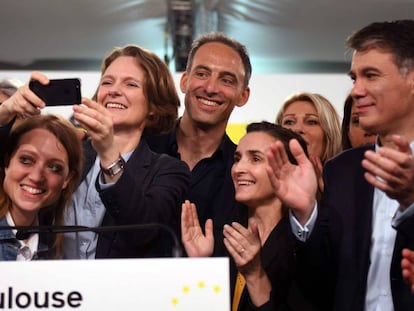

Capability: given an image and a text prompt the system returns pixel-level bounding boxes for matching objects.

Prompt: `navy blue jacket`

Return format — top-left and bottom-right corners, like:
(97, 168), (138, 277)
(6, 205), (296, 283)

(299, 145), (414, 311)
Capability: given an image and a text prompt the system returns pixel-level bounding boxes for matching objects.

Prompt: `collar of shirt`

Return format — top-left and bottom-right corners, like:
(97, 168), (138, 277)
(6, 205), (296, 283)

(6, 211), (39, 261)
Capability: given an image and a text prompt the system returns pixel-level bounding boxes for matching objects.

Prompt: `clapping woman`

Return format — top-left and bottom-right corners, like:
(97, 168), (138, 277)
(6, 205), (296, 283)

(181, 121), (317, 310)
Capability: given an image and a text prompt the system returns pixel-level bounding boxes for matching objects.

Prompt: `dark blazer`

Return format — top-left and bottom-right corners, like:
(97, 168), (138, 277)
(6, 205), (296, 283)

(230, 217), (319, 311)
(232, 217), (290, 311)
(303, 145), (414, 311)
(81, 138), (191, 258)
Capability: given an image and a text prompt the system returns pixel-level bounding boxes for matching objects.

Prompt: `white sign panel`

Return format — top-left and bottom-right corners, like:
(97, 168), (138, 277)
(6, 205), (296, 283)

(0, 257), (230, 311)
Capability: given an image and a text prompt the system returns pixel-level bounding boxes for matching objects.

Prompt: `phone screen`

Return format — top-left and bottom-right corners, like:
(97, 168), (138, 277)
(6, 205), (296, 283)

(29, 78), (81, 106)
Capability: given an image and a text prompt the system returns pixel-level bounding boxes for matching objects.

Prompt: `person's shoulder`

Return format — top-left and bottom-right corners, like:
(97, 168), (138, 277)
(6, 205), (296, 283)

(144, 142), (190, 174)
(130, 141), (191, 178)
(153, 153), (191, 180)
(327, 144), (373, 166)
(145, 129), (176, 154)
(220, 133), (237, 155)
(323, 144), (374, 180)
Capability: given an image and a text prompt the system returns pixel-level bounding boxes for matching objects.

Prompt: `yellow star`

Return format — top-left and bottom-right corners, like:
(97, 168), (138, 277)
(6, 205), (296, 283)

(198, 281), (205, 289)
(213, 285), (221, 293)
(171, 297), (179, 306)
(182, 285), (190, 294)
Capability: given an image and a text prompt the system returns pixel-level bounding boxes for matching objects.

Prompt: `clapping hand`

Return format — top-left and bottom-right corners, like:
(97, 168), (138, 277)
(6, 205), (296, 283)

(266, 139), (318, 225)
(181, 200), (214, 257)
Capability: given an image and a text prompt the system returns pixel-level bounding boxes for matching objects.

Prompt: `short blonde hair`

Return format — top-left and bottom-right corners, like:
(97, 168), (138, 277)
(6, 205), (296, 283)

(275, 92), (342, 162)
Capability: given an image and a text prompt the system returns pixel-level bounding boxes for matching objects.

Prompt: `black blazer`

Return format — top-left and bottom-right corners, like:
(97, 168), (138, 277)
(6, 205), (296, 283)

(228, 217), (320, 311)
(302, 145), (414, 311)
(81, 138), (191, 258)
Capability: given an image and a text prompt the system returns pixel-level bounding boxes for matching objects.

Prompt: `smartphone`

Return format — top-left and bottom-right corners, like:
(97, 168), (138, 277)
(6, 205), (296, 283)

(29, 78), (81, 106)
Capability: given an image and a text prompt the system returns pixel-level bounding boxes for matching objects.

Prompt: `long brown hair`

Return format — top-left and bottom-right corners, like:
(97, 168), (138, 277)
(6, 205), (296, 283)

(0, 114), (83, 258)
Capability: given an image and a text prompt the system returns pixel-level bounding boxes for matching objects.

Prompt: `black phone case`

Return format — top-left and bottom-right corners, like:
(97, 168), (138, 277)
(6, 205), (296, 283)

(29, 78), (81, 106)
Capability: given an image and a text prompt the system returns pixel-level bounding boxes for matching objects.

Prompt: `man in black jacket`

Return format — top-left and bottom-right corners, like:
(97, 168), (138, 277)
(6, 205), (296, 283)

(147, 32), (251, 256)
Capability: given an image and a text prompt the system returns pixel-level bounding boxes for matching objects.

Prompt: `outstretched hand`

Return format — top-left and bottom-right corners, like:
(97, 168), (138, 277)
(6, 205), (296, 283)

(362, 135), (414, 209)
(266, 139), (318, 224)
(0, 71), (47, 125)
(181, 200), (214, 257)
(223, 220), (262, 275)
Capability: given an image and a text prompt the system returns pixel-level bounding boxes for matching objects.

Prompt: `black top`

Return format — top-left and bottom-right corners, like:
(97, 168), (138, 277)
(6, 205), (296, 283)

(146, 121), (246, 256)
(297, 145), (414, 311)
(82, 138), (191, 258)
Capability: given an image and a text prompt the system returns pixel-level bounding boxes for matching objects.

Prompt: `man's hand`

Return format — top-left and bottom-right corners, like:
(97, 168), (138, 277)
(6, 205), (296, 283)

(362, 135), (414, 209)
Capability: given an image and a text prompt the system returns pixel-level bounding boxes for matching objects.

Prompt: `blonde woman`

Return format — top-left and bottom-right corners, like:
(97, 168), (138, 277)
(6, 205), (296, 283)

(275, 92), (341, 194)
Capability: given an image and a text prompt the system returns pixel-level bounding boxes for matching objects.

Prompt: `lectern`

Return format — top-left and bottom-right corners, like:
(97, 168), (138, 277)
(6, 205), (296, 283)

(0, 257), (230, 310)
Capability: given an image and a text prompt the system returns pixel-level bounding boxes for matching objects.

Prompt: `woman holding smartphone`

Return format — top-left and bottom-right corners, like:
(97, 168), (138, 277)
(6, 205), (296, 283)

(66, 45), (191, 259)
(0, 45), (191, 259)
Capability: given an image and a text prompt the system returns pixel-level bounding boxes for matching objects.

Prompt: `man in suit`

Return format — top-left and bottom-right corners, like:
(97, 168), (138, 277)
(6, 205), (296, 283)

(147, 32), (251, 256)
(266, 20), (414, 311)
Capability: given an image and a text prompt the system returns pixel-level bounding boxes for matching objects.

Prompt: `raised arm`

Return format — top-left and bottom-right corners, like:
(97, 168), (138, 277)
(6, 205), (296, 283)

(266, 139), (318, 225)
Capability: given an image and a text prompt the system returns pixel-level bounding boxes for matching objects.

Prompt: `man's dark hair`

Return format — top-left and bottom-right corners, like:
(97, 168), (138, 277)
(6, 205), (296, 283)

(246, 121), (309, 165)
(186, 32), (252, 88)
(346, 19), (414, 75)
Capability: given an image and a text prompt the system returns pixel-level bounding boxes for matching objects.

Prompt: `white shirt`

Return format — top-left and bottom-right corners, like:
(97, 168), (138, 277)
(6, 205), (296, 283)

(6, 212), (39, 261)
(63, 157), (105, 259)
(364, 185), (398, 311)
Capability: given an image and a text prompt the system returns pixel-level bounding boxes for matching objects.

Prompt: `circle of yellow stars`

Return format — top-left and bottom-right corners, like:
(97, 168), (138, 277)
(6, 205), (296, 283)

(170, 280), (222, 307)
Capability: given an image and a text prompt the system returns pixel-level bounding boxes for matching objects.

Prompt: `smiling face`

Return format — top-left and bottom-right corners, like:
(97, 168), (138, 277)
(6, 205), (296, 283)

(280, 101), (325, 159)
(180, 42), (250, 130)
(3, 128), (72, 226)
(349, 48), (414, 140)
(97, 56), (150, 133)
(231, 132), (277, 207)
